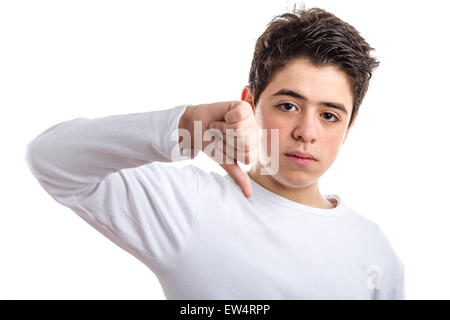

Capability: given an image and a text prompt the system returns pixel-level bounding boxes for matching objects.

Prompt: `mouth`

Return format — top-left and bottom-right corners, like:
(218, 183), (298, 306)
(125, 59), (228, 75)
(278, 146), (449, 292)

(285, 152), (317, 167)
(284, 151), (317, 161)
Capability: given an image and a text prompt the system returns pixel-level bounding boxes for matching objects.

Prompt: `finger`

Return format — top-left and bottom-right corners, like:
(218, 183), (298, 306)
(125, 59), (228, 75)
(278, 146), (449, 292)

(209, 121), (237, 133)
(209, 123), (251, 146)
(206, 101), (234, 122)
(207, 124), (240, 150)
(224, 103), (252, 124)
(214, 141), (236, 165)
(221, 162), (253, 198)
(220, 130), (261, 159)
(211, 115), (261, 136)
(232, 129), (261, 153)
(216, 141), (254, 166)
(215, 140), (257, 167)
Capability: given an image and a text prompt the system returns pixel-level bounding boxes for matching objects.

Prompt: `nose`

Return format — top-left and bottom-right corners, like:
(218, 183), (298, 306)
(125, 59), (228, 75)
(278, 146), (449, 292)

(292, 112), (318, 143)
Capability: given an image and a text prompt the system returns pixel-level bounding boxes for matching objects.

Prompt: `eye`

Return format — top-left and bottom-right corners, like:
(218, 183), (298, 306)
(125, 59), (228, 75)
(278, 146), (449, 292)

(276, 103), (341, 123)
(276, 103), (298, 112)
(321, 112), (340, 123)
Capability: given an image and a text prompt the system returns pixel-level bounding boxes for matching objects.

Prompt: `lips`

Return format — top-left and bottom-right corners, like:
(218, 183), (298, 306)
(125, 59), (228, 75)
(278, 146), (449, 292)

(284, 151), (316, 160)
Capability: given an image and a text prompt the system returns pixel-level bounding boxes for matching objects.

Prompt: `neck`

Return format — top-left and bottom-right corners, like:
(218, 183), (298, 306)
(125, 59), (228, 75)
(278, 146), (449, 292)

(248, 164), (335, 209)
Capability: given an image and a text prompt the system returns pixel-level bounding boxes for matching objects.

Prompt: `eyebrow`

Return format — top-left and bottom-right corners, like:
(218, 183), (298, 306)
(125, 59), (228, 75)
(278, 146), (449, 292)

(271, 88), (348, 116)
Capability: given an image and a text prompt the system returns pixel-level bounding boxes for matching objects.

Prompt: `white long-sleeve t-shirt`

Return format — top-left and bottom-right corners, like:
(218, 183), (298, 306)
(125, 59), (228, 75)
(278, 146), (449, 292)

(25, 104), (405, 300)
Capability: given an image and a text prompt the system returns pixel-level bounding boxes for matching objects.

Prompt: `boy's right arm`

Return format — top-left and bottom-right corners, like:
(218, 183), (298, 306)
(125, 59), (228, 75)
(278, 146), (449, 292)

(25, 100), (257, 276)
(25, 104), (205, 276)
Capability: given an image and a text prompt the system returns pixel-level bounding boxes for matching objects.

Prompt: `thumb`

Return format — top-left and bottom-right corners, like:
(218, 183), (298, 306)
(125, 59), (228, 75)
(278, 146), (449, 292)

(221, 162), (253, 198)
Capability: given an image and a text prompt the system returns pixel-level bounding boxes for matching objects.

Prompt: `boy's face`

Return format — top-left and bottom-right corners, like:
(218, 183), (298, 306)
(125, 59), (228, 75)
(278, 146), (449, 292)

(243, 57), (356, 188)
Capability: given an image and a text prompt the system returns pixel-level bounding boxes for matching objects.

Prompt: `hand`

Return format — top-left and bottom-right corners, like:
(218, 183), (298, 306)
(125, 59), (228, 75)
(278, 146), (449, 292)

(206, 101), (261, 198)
(179, 100), (261, 198)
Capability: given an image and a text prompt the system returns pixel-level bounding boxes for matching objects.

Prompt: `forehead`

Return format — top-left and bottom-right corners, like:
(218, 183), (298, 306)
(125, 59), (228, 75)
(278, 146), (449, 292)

(263, 57), (353, 110)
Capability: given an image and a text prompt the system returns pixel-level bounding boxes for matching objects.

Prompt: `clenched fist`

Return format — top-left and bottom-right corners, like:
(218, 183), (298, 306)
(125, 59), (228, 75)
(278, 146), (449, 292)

(178, 101), (262, 198)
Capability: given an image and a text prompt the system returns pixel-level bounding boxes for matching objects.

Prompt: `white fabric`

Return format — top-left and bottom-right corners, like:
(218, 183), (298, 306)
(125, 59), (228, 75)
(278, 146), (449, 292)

(25, 104), (405, 300)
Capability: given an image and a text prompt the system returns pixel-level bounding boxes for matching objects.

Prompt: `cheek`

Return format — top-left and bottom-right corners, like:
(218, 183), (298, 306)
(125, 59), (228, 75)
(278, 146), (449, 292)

(259, 112), (282, 130)
(321, 133), (343, 160)
(260, 118), (287, 156)
(264, 118), (286, 134)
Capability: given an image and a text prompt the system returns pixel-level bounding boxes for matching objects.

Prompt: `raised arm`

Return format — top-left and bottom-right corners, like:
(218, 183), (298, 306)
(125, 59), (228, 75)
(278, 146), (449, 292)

(25, 104), (191, 203)
(25, 104), (202, 277)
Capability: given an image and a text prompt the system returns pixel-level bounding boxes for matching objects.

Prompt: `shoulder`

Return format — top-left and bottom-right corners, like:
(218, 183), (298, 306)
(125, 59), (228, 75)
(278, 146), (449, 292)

(339, 206), (401, 256)
(341, 204), (381, 238)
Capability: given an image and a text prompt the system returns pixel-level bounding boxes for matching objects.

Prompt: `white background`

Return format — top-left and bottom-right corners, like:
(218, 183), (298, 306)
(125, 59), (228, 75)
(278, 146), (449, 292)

(1, 0), (449, 299)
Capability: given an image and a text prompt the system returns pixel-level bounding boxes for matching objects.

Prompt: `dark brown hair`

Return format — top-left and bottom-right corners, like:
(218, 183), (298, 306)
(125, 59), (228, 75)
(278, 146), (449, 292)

(248, 5), (380, 128)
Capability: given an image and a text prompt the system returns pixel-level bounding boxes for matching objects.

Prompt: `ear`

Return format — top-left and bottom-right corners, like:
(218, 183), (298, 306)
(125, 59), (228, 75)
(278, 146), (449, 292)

(342, 112), (358, 145)
(241, 85), (255, 113)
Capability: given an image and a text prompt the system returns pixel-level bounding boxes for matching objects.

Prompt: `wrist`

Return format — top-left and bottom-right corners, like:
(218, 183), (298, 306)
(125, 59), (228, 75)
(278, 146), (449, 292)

(178, 105), (196, 156)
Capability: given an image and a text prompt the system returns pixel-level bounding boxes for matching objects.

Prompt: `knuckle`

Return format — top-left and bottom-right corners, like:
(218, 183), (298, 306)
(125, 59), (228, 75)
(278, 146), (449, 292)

(224, 112), (233, 123)
(237, 108), (246, 119)
(239, 100), (252, 111)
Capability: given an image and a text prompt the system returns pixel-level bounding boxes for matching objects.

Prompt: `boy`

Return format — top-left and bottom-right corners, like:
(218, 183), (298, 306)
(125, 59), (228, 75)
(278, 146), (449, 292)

(25, 6), (405, 299)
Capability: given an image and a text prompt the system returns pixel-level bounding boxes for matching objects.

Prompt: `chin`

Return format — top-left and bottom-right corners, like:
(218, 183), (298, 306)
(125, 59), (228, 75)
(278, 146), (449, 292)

(272, 169), (317, 189)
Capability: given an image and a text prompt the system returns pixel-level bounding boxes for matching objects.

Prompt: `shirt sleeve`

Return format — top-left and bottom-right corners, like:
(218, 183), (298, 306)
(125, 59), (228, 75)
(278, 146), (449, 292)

(375, 229), (406, 300)
(25, 104), (201, 277)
